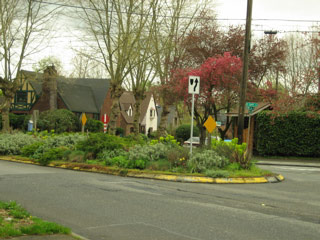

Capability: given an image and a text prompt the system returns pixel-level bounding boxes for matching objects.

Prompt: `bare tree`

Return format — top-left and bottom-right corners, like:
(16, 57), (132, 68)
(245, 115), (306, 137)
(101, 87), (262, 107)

(150, 0), (209, 136)
(78, 0), (156, 134)
(283, 33), (319, 96)
(126, 28), (157, 136)
(69, 49), (107, 78)
(0, 0), (58, 132)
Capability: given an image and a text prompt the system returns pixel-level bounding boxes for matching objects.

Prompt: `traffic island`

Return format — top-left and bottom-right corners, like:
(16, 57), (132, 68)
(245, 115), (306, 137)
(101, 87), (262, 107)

(0, 156), (284, 184)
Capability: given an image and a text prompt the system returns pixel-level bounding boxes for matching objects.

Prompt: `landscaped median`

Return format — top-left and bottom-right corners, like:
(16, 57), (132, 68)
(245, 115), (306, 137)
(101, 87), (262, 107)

(0, 156), (284, 184)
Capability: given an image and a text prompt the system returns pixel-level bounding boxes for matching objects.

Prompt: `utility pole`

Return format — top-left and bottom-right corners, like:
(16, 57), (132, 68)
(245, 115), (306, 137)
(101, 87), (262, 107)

(237, 0), (253, 144)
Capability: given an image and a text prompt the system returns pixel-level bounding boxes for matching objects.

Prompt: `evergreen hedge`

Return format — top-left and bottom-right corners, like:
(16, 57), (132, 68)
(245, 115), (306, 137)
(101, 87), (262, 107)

(256, 111), (320, 157)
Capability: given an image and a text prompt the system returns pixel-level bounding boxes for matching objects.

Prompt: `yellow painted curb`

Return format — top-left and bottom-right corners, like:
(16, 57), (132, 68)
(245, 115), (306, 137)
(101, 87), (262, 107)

(276, 174), (285, 181)
(0, 157), (284, 184)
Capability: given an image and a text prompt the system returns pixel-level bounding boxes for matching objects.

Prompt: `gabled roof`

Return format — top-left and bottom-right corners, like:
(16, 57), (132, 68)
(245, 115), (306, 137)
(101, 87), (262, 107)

(118, 91), (155, 124)
(58, 82), (99, 113)
(20, 70), (110, 113)
(119, 92), (135, 124)
(226, 102), (271, 117)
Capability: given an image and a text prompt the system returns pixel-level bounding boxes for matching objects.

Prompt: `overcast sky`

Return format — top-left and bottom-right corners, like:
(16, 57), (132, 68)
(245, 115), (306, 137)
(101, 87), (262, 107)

(23, 0), (320, 75)
(215, 0), (320, 33)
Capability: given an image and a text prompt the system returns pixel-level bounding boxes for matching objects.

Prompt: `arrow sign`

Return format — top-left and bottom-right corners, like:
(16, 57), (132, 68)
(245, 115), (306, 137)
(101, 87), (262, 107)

(188, 76), (200, 94)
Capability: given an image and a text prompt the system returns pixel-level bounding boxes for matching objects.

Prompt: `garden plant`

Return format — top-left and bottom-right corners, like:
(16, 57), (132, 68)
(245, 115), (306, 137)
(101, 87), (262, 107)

(0, 129), (273, 178)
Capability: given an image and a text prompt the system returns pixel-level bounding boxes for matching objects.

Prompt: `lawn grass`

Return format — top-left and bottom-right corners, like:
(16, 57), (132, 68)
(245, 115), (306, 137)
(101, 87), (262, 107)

(0, 201), (71, 238)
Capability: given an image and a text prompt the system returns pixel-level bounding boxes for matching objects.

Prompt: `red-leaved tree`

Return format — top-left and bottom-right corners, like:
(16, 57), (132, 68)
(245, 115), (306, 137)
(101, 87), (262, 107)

(174, 52), (245, 145)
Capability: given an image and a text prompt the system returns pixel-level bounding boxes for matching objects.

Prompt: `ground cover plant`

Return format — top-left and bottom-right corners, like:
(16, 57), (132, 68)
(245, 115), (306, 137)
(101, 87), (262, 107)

(2, 131), (274, 178)
(0, 201), (70, 238)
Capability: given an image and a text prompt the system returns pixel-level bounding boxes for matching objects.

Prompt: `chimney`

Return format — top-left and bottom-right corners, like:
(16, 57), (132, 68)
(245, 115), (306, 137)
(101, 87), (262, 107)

(43, 65), (58, 110)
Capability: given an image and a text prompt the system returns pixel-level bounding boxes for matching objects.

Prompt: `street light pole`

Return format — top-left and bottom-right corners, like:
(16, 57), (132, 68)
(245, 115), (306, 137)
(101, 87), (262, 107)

(237, 0), (253, 144)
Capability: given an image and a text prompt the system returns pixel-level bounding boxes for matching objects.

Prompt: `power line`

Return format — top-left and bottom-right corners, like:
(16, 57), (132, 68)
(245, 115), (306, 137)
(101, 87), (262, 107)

(35, 0), (320, 24)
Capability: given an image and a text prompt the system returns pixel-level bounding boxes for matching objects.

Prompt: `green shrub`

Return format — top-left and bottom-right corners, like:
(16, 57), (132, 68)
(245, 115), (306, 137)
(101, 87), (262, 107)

(37, 109), (79, 133)
(65, 150), (86, 163)
(115, 127), (124, 136)
(188, 150), (229, 173)
(76, 133), (125, 158)
(100, 149), (128, 165)
(127, 143), (170, 162)
(9, 114), (28, 130)
(108, 155), (129, 168)
(0, 114), (29, 131)
(30, 134), (84, 161)
(212, 138), (250, 169)
(85, 118), (103, 132)
(146, 159), (171, 171)
(256, 111), (320, 157)
(0, 133), (38, 155)
(126, 143), (171, 170)
(175, 124), (199, 144)
(21, 142), (45, 157)
(166, 147), (189, 168)
(37, 147), (67, 165)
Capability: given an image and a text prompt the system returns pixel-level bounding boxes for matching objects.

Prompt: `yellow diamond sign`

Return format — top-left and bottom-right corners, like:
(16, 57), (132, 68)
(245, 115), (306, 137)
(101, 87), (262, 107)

(81, 113), (87, 126)
(204, 116), (216, 133)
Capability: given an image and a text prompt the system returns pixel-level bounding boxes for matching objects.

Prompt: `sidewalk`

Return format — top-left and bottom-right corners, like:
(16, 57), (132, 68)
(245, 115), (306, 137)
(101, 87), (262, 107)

(256, 158), (320, 168)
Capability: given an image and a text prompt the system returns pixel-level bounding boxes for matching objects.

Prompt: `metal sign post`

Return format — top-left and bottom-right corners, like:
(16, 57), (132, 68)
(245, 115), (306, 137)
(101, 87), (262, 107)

(245, 102), (257, 157)
(188, 76), (200, 155)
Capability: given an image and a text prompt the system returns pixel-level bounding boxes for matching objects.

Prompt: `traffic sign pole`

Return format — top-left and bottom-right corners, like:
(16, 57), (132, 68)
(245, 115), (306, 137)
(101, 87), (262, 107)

(190, 93), (195, 155)
(188, 76), (200, 156)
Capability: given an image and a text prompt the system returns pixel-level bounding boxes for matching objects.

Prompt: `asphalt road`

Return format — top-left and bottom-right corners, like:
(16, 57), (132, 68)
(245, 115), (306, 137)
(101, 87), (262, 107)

(0, 160), (319, 240)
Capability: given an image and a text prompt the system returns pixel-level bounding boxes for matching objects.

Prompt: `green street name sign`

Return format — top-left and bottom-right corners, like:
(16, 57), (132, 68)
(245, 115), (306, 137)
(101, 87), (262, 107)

(246, 102), (258, 108)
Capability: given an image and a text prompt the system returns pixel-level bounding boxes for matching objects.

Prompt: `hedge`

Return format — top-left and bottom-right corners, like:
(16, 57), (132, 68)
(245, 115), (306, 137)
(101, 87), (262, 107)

(0, 113), (29, 130)
(256, 111), (320, 157)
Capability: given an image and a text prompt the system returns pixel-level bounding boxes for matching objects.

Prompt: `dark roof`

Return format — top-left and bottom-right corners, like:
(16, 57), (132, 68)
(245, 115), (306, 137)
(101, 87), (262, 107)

(67, 78), (110, 110)
(58, 82), (99, 113)
(226, 102), (271, 117)
(20, 70), (110, 113)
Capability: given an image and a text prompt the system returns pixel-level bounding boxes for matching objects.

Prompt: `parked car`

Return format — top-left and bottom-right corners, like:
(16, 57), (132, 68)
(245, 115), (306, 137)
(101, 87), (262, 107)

(183, 136), (220, 147)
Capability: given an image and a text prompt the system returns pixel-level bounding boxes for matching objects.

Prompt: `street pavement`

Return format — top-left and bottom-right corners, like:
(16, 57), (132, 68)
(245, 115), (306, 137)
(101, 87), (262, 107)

(0, 159), (319, 240)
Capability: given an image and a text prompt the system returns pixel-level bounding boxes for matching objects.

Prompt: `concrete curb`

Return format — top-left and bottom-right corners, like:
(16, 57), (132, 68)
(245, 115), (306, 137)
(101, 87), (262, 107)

(256, 162), (320, 168)
(0, 157), (284, 184)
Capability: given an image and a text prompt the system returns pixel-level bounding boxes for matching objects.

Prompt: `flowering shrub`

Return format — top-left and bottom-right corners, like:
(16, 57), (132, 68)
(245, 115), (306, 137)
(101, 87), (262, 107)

(166, 147), (189, 167)
(188, 150), (229, 173)
(150, 135), (179, 146)
(212, 138), (249, 169)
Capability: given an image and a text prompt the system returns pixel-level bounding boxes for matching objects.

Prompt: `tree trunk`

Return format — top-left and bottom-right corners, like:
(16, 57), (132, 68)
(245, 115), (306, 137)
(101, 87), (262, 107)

(1, 98), (12, 133)
(199, 125), (206, 146)
(218, 117), (233, 140)
(158, 103), (170, 137)
(108, 97), (120, 135)
(108, 83), (124, 135)
(133, 98), (142, 136)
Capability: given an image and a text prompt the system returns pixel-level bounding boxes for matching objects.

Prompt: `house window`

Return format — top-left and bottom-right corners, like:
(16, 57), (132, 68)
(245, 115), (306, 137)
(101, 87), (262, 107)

(150, 108), (155, 118)
(128, 107), (132, 116)
(16, 91), (27, 103)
